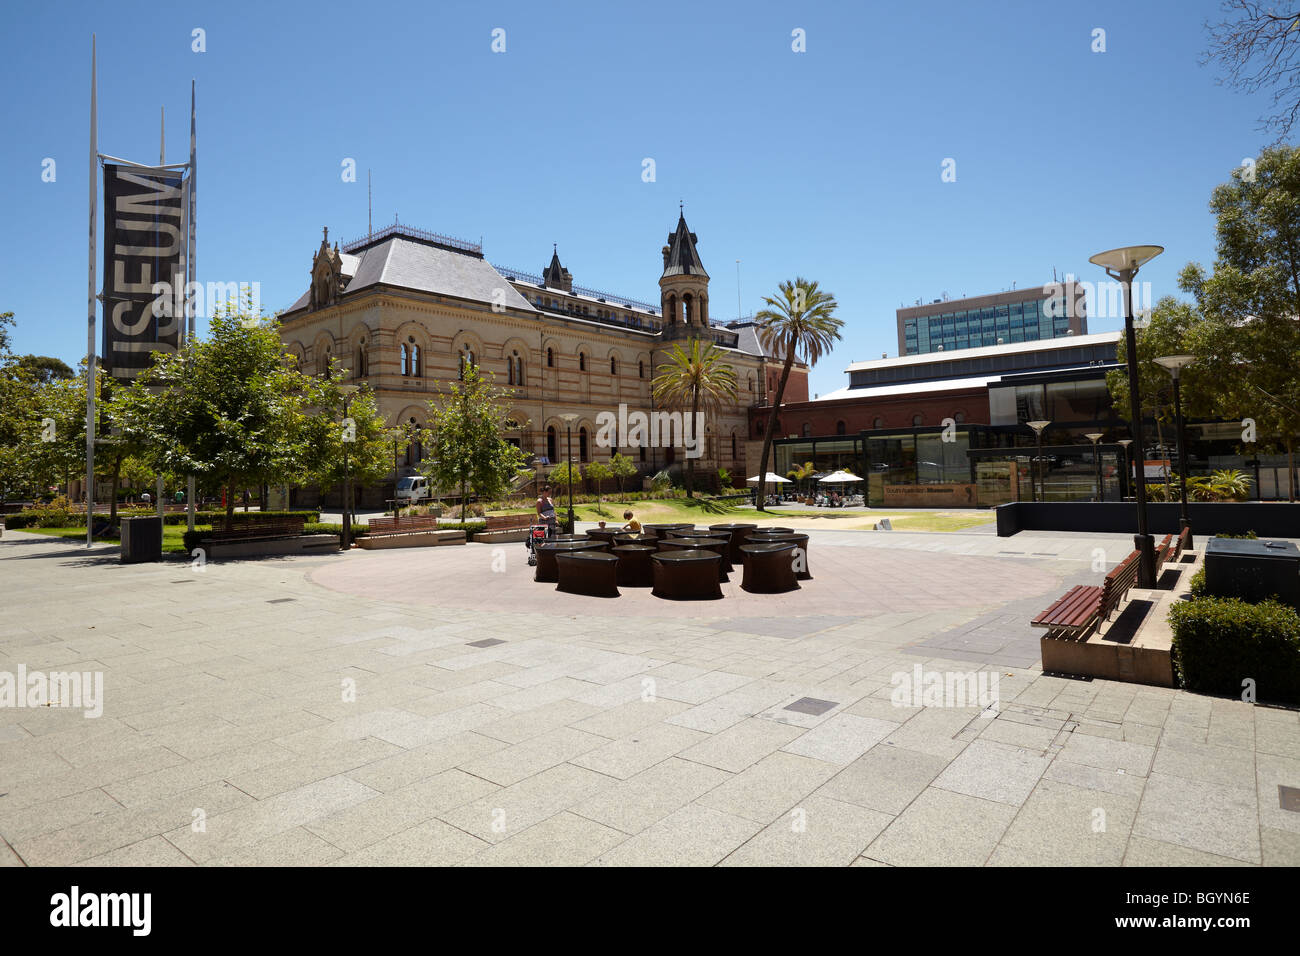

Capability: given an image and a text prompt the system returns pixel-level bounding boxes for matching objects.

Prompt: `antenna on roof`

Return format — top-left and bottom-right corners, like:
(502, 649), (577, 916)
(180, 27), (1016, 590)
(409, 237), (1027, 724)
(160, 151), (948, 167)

(367, 169), (372, 238)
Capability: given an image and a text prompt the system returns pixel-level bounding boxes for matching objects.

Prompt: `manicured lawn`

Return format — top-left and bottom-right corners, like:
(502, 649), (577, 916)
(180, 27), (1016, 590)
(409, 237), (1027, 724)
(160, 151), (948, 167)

(20, 525), (195, 554)
(488, 497), (994, 533)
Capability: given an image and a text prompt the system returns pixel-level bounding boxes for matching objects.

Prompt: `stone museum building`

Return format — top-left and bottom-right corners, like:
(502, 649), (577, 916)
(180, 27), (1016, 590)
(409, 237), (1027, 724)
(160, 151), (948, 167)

(277, 213), (806, 504)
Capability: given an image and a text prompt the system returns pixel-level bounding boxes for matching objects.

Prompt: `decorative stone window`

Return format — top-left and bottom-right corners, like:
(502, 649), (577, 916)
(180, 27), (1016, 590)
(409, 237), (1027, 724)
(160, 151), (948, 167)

(458, 344), (476, 380)
(954, 411), (965, 424)
(547, 348), (554, 368)
(610, 356), (617, 376)
(639, 361), (645, 379)
(508, 350), (524, 386)
(579, 352), (586, 372)
(912, 414), (923, 426)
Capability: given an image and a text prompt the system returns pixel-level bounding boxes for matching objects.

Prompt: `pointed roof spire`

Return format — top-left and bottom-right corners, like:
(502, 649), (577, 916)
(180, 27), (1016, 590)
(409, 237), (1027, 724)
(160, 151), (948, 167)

(543, 245), (572, 291)
(661, 209), (708, 279)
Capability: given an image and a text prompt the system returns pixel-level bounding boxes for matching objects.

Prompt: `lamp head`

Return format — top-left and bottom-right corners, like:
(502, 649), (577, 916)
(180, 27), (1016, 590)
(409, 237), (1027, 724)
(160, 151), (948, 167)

(1026, 420), (1051, 436)
(1154, 354), (1196, 378)
(1085, 432), (1104, 443)
(1089, 245), (1164, 276)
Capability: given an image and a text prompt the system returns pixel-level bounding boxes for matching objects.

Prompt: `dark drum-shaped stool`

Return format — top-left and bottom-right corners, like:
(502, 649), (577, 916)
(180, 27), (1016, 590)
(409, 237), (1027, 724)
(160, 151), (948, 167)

(614, 533), (657, 547)
(612, 544), (656, 588)
(652, 549), (723, 600)
(534, 539), (607, 583)
(709, 523), (758, 565)
(746, 527), (793, 540)
(585, 528), (621, 546)
(556, 551), (620, 597)
(643, 523), (693, 540)
(657, 526), (698, 540)
(739, 542), (800, 594)
(748, 532), (811, 580)
(658, 536), (732, 580)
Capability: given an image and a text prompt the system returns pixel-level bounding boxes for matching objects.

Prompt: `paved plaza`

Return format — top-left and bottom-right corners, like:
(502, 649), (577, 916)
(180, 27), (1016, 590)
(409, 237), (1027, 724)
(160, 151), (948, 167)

(1, 526), (1297, 867)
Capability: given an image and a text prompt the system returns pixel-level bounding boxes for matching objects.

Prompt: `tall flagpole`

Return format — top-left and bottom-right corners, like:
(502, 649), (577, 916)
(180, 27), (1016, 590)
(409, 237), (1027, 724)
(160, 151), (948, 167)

(186, 80), (197, 530)
(85, 35), (97, 548)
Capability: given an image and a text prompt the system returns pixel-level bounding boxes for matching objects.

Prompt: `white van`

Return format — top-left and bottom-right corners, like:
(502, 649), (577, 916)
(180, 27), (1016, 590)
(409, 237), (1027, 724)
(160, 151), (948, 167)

(395, 476), (431, 504)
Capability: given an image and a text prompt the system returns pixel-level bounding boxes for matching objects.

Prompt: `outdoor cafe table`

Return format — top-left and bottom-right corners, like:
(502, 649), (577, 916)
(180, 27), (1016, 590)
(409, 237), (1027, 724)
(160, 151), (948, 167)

(642, 523), (694, 539)
(611, 544), (656, 588)
(656, 536), (732, 581)
(555, 550), (620, 597)
(534, 539), (608, 583)
(585, 528), (622, 545)
(651, 549), (723, 600)
(744, 532), (811, 580)
(739, 541), (801, 594)
(708, 523), (758, 564)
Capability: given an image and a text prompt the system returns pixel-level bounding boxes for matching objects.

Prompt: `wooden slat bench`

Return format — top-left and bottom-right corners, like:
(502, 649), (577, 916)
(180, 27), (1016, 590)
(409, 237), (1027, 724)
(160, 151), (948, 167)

(1172, 525), (1191, 562)
(367, 515), (438, 534)
(1032, 548), (1140, 640)
(484, 514), (532, 531)
(203, 517), (306, 542)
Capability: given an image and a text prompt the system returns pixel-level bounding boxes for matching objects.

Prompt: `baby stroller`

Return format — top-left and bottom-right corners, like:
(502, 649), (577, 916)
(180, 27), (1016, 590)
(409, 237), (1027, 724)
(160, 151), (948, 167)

(525, 520), (554, 566)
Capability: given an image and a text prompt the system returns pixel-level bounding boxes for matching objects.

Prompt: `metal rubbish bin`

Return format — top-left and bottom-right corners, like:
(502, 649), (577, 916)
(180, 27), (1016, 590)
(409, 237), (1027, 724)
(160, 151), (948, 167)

(120, 515), (164, 564)
(1204, 537), (1300, 611)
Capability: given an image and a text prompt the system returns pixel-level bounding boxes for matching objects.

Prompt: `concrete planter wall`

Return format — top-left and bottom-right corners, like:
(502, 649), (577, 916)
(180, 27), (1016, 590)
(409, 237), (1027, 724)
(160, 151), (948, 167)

(996, 501), (1300, 538)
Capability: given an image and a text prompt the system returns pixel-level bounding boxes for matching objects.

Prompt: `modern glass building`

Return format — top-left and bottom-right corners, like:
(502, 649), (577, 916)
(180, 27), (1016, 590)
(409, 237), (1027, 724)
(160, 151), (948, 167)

(897, 281), (1087, 356)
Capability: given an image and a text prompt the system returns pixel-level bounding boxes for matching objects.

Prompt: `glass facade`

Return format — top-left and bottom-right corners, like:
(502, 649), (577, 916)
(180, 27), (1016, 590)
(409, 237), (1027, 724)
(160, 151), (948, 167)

(902, 295), (1074, 355)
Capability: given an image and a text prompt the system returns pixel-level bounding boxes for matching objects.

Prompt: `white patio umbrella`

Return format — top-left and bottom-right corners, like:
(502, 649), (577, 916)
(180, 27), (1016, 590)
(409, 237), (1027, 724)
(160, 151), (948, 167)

(818, 470), (863, 484)
(747, 472), (791, 484)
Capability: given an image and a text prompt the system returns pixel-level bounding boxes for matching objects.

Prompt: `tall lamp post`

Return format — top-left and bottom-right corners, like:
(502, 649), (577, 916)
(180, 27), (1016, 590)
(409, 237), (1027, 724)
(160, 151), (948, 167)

(1155, 354), (1196, 548)
(338, 384), (359, 551)
(560, 412), (578, 534)
(1085, 433), (1104, 501)
(1090, 244), (1163, 588)
(1026, 420), (1051, 502)
(1117, 439), (1133, 499)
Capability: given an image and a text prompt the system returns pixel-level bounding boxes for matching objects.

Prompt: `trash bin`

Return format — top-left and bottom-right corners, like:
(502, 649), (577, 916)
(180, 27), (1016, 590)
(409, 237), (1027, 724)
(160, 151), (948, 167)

(1204, 537), (1300, 611)
(120, 515), (163, 564)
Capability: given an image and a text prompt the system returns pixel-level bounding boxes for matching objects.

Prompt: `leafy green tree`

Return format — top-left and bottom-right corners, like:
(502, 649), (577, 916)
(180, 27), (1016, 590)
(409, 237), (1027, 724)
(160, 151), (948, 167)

(1180, 145), (1300, 499)
(583, 459), (611, 496)
(298, 378), (393, 515)
(754, 278), (842, 510)
(608, 451), (637, 501)
(13, 355), (75, 385)
(651, 339), (737, 498)
(0, 311), (13, 356)
(111, 301), (315, 529)
(421, 364), (528, 520)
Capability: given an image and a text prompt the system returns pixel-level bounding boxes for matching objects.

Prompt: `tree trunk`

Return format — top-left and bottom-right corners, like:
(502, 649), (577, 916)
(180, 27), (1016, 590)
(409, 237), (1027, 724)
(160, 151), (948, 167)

(1289, 438), (1297, 502)
(686, 386), (699, 498)
(224, 483), (235, 531)
(757, 351), (798, 512)
(109, 455), (121, 525)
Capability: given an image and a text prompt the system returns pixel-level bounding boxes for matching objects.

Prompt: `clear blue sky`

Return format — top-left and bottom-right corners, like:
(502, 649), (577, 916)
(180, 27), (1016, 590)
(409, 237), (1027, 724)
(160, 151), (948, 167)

(0, 0), (1263, 398)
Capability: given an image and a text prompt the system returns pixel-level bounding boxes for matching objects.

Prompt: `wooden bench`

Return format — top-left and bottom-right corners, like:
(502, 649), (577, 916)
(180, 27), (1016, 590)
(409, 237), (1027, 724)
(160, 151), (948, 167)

(202, 518), (306, 542)
(485, 514), (532, 531)
(1172, 526), (1191, 562)
(367, 515), (438, 534)
(1155, 533), (1173, 569)
(1032, 548), (1140, 640)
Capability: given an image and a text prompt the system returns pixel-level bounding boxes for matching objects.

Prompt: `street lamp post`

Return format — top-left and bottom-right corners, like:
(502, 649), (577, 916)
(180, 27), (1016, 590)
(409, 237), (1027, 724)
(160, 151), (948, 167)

(1026, 420), (1051, 502)
(560, 413), (578, 534)
(1117, 439), (1133, 499)
(339, 384), (359, 551)
(1090, 244), (1164, 589)
(1155, 354), (1196, 549)
(1085, 433), (1104, 502)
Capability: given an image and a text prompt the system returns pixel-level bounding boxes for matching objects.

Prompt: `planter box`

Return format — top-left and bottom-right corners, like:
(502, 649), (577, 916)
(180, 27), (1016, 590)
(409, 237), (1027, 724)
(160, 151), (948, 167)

(355, 530), (466, 549)
(203, 534), (339, 560)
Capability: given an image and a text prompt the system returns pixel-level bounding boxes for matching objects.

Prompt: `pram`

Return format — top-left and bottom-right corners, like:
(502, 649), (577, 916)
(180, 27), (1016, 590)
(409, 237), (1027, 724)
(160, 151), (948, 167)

(525, 521), (555, 566)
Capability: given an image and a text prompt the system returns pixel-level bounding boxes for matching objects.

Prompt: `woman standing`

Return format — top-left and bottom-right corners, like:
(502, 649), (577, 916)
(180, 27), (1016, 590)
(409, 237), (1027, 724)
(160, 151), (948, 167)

(536, 485), (558, 537)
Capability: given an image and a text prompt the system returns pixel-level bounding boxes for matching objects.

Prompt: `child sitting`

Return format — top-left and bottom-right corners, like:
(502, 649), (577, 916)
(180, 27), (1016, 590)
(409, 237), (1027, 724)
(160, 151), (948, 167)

(621, 510), (641, 532)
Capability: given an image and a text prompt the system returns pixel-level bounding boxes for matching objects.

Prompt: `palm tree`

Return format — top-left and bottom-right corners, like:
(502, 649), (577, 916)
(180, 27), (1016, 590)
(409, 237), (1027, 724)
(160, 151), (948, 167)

(651, 339), (737, 497)
(755, 278), (842, 510)
(787, 460), (816, 497)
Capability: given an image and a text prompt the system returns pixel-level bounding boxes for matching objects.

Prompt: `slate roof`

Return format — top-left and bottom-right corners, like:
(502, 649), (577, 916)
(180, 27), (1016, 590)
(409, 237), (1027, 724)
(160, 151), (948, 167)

(661, 214), (708, 280)
(283, 237), (537, 316)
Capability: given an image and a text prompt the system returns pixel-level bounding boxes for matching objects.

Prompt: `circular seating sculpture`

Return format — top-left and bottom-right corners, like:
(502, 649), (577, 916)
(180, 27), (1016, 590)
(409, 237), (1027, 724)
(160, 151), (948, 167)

(556, 551), (620, 597)
(651, 549), (723, 600)
(657, 526), (698, 540)
(613, 533), (657, 546)
(746, 532), (811, 580)
(739, 541), (800, 594)
(611, 544), (656, 587)
(534, 539), (608, 583)
(746, 527), (793, 539)
(642, 523), (693, 540)
(585, 528), (621, 546)
(709, 523), (758, 564)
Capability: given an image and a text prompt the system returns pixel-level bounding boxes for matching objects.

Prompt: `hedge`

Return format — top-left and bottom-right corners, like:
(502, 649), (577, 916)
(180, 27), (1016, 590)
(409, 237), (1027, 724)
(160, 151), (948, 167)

(1169, 596), (1300, 703)
(2, 508), (319, 530)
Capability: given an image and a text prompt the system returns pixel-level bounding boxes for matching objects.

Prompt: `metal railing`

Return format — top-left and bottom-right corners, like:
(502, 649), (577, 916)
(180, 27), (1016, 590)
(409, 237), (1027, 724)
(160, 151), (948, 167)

(342, 223), (483, 256)
(491, 264), (660, 314)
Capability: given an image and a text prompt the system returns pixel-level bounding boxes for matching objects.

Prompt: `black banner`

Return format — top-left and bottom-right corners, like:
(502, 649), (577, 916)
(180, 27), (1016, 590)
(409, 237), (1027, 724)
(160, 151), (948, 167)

(102, 163), (185, 383)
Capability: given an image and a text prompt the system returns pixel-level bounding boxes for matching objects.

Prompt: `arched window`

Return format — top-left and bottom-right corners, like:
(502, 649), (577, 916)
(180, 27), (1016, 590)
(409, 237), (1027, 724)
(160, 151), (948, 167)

(638, 361), (645, 379)
(836, 421), (846, 435)
(322, 347), (332, 379)
(411, 341), (421, 377)
(912, 414), (923, 426)
(579, 427), (589, 461)
(802, 423), (811, 437)
(731, 433), (737, 460)
(515, 354), (524, 386)
(579, 352), (586, 372)
(610, 356), (617, 376)
(405, 417), (424, 466)
(546, 426), (557, 464)
(355, 339), (368, 378)
(954, 411), (965, 424)
(547, 348), (554, 368)
(400, 343), (410, 377)
(458, 345), (475, 380)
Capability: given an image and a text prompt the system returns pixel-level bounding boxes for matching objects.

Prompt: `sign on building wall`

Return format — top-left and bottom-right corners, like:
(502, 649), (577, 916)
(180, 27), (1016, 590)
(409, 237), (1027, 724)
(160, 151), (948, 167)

(101, 163), (185, 383)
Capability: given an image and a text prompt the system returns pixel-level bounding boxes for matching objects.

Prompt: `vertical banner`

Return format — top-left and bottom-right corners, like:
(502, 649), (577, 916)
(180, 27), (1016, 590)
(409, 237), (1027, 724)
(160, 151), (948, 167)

(102, 163), (185, 383)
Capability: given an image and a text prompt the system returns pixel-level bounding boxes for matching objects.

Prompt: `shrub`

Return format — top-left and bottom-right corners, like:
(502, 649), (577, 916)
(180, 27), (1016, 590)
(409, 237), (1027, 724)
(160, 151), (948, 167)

(1169, 596), (1300, 703)
(1215, 531), (1258, 539)
(303, 522), (366, 538)
(1188, 566), (1207, 597)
